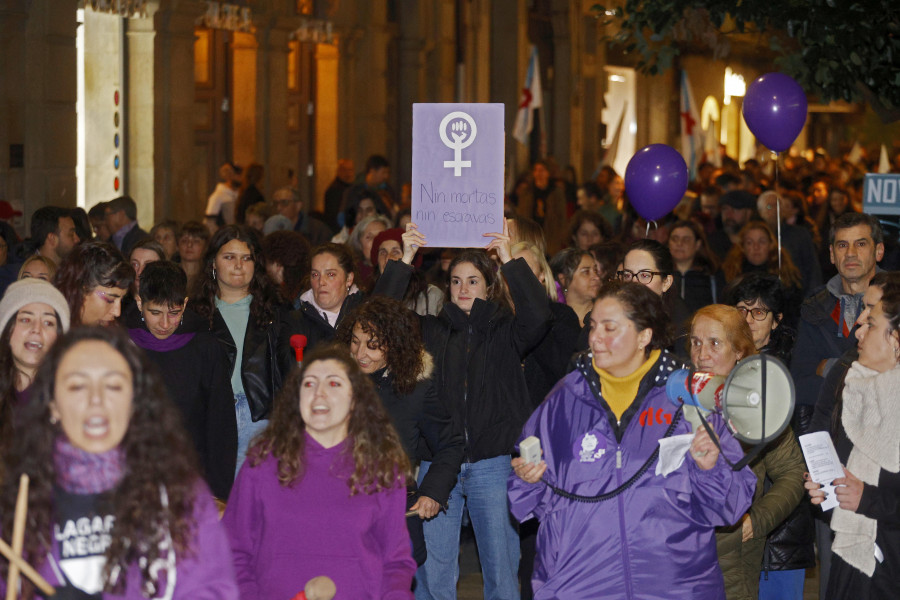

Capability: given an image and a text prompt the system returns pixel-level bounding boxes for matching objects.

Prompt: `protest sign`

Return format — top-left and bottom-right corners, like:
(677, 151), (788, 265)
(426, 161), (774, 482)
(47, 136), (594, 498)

(411, 103), (505, 247)
(863, 173), (900, 216)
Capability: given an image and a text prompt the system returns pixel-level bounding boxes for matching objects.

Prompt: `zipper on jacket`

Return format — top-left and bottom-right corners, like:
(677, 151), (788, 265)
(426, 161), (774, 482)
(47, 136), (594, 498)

(462, 324), (472, 461)
(615, 444), (634, 599)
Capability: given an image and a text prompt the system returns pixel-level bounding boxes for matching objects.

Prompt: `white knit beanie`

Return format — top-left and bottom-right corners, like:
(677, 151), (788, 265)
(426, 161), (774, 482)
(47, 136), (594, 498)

(0, 279), (71, 333)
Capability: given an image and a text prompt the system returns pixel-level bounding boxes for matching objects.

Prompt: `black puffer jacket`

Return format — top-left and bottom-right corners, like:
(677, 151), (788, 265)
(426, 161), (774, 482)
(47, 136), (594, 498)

(369, 352), (464, 505)
(370, 352), (465, 567)
(761, 332), (816, 573)
(210, 307), (291, 422)
(522, 301), (581, 409)
(381, 258), (551, 461)
(281, 275), (410, 357)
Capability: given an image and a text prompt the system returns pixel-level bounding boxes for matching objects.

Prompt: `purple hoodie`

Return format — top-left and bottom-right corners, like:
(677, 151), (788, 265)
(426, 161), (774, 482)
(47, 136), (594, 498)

(0, 482), (238, 599)
(508, 351), (756, 599)
(223, 433), (415, 600)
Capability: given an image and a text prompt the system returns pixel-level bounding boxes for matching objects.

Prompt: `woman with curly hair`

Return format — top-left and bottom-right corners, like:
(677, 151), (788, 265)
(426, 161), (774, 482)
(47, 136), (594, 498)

(721, 221), (804, 326)
(190, 225), (289, 474)
(0, 327), (238, 599)
(337, 296), (464, 566)
(223, 344), (416, 599)
(54, 241), (134, 327)
(261, 229), (311, 309)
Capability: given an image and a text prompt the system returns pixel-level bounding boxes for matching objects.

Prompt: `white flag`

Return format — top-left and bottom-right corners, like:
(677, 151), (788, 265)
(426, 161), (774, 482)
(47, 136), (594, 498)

(513, 46), (542, 145)
(878, 144), (891, 173)
(680, 71), (703, 180)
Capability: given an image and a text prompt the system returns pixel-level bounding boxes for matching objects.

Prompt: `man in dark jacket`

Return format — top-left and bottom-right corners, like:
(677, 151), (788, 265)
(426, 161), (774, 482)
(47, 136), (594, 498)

(105, 195), (150, 257)
(791, 213), (884, 598)
(791, 213), (884, 411)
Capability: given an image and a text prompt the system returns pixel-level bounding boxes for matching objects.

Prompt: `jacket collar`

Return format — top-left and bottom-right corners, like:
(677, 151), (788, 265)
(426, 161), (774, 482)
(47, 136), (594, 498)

(440, 298), (501, 331)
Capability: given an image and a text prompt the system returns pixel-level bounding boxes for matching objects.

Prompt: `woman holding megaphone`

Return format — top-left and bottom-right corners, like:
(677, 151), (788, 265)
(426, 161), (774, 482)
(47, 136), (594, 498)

(689, 305), (806, 600)
(509, 283), (755, 599)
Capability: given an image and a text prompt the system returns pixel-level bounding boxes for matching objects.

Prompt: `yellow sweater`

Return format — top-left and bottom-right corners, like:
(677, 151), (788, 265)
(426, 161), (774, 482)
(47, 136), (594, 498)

(594, 349), (661, 421)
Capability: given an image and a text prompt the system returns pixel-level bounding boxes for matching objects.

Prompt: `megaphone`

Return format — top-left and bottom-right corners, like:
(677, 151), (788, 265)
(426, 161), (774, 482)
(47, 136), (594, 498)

(666, 354), (795, 445)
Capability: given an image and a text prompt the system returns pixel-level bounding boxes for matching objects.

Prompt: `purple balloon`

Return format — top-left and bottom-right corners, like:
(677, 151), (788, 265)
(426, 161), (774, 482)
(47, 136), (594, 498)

(742, 73), (808, 153)
(624, 144), (689, 222)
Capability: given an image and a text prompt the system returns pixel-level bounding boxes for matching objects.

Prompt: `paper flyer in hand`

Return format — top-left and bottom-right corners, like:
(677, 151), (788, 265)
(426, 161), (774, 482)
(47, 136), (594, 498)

(799, 431), (843, 511)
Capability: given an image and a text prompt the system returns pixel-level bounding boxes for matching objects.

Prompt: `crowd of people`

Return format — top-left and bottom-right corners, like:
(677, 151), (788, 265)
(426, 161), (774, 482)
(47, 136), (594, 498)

(0, 145), (897, 599)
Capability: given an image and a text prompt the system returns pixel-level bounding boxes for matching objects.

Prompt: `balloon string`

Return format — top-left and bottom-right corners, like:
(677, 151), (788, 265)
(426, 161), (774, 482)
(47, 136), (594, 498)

(644, 220), (657, 239)
(775, 153), (782, 278)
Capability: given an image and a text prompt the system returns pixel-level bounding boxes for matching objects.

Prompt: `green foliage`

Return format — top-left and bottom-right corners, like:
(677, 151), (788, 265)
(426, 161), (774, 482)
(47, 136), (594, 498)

(593, 1), (900, 119)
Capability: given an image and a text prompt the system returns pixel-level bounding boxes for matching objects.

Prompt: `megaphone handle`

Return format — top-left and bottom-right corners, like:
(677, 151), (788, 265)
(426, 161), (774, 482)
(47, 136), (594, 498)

(694, 409), (736, 470)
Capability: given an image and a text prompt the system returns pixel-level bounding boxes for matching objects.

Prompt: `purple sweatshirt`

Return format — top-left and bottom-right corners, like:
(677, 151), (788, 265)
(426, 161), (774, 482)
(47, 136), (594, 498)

(223, 434), (415, 600)
(508, 351), (756, 600)
(0, 482), (238, 599)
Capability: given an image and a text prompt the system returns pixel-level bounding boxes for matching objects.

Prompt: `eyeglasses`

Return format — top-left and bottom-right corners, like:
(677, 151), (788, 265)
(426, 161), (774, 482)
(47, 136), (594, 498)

(616, 270), (663, 285)
(737, 306), (772, 321)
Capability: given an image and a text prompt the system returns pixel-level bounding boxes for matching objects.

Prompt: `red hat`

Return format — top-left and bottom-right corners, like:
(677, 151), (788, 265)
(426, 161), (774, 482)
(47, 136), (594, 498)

(0, 201), (22, 220)
(370, 228), (404, 269)
(371, 227), (423, 270)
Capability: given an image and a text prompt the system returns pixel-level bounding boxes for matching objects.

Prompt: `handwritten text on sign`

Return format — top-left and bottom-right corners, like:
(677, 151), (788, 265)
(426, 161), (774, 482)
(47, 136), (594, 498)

(863, 173), (900, 216)
(411, 103), (505, 248)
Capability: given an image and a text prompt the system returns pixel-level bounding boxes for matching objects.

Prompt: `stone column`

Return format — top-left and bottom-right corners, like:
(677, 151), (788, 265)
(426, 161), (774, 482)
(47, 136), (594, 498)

(0, 0), (78, 230)
(150, 0), (205, 223)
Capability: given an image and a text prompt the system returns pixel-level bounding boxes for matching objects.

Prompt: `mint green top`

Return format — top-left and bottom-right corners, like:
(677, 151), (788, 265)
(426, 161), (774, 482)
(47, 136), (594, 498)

(216, 294), (253, 395)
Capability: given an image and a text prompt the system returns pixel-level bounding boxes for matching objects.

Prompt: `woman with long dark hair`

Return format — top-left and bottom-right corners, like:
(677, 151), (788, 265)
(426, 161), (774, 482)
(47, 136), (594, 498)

(337, 296), (464, 566)
(54, 241), (134, 327)
(0, 327), (238, 598)
(224, 344), (416, 599)
(806, 286), (900, 598)
(190, 225), (288, 474)
(261, 230), (311, 309)
(386, 220), (551, 600)
(617, 239), (692, 357)
(0, 279), (69, 474)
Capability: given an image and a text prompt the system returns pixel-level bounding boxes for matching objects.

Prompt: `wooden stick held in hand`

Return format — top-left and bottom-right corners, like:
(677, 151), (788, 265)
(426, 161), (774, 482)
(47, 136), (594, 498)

(5, 474), (28, 600)
(1, 474), (55, 597)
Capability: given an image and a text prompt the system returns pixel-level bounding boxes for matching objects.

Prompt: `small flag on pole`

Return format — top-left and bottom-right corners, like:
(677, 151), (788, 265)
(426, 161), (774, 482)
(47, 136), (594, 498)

(513, 46), (542, 146)
(680, 71), (703, 180)
(878, 144), (891, 173)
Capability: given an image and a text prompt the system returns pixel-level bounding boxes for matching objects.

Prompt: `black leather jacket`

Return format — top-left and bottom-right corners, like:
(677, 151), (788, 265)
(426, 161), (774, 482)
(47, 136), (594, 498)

(210, 307), (289, 422)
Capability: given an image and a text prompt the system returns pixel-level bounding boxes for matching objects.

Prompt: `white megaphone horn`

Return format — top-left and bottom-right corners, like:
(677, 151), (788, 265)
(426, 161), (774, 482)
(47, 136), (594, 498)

(666, 354), (795, 445)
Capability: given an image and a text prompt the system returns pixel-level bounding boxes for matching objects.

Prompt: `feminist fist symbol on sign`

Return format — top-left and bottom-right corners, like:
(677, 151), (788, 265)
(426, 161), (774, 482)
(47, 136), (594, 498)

(439, 111), (478, 176)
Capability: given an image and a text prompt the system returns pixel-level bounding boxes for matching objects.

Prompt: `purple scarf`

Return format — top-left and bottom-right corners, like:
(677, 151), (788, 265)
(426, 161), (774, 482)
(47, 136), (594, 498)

(54, 437), (125, 494)
(128, 327), (195, 352)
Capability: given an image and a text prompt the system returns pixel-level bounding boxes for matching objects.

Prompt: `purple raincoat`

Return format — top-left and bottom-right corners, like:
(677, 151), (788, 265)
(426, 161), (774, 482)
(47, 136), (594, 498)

(508, 351), (755, 599)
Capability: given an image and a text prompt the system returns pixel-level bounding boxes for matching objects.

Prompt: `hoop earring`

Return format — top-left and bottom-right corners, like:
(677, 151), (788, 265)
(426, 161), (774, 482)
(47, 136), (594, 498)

(212, 267), (217, 280)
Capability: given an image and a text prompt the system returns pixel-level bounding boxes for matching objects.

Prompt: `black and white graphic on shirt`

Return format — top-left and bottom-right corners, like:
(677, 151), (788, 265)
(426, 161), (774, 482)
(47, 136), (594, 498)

(54, 506), (114, 594)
